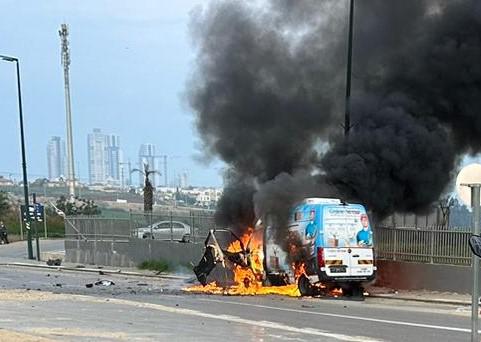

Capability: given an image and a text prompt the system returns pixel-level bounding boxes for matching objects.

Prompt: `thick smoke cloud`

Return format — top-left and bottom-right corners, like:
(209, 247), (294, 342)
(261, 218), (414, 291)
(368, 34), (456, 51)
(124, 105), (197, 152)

(189, 0), (346, 181)
(188, 0), (481, 238)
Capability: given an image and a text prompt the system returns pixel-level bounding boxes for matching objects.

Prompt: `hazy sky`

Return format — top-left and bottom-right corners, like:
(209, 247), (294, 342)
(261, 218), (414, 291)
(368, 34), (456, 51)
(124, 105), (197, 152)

(0, 0), (224, 187)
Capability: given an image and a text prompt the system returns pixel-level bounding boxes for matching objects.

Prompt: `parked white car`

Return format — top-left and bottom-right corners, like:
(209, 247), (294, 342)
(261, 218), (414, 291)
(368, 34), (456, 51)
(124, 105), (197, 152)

(135, 221), (193, 242)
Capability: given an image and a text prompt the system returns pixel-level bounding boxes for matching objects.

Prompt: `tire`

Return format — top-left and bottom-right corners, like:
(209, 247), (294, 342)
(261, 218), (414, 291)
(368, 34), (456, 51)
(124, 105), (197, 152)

(298, 274), (314, 296)
(341, 283), (364, 300)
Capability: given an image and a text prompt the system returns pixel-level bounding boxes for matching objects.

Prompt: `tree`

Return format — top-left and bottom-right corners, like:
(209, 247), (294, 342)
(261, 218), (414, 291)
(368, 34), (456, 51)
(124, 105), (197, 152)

(131, 163), (160, 212)
(55, 195), (101, 216)
(0, 191), (10, 218)
(438, 196), (455, 229)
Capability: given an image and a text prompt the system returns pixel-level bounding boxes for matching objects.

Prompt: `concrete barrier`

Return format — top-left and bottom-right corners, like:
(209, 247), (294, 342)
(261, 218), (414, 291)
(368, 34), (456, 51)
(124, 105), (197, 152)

(65, 239), (476, 293)
(375, 260), (475, 294)
(65, 238), (204, 268)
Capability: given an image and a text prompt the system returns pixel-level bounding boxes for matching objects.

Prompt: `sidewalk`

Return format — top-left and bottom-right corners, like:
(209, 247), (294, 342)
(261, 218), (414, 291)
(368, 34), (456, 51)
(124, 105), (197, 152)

(0, 255), (188, 280)
(367, 286), (471, 306)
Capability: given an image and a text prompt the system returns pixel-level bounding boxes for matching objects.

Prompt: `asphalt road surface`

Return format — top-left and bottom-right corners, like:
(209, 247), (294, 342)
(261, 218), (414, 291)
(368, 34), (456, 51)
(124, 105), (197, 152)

(0, 265), (475, 342)
(0, 239), (64, 258)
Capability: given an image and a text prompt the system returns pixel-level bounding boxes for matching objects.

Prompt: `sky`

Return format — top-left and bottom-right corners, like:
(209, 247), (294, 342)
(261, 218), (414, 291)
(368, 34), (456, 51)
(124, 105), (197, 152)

(0, 0), (224, 187)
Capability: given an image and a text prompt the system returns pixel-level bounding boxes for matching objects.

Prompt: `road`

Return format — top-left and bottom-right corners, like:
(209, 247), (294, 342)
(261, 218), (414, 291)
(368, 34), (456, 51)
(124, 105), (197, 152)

(0, 239), (64, 258)
(0, 262), (475, 342)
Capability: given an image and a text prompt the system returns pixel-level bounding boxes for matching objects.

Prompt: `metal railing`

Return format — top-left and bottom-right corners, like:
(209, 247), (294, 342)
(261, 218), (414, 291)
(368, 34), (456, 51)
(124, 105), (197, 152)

(65, 209), (216, 242)
(374, 226), (472, 265)
(65, 214), (473, 266)
(66, 217), (131, 241)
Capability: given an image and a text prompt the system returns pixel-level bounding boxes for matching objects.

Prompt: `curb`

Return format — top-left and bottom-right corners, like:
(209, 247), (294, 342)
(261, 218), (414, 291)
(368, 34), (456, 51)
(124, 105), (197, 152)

(0, 262), (189, 280)
(369, 293), (470, 306)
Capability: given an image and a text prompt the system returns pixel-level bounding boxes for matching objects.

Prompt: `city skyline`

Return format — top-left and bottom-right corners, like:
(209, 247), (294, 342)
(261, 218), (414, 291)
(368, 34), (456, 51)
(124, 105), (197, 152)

(0, 1), (223, 188)
(46, 131), (194, 188)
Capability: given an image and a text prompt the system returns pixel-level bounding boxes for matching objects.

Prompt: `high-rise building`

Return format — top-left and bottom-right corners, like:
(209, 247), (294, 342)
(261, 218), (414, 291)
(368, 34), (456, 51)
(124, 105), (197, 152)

(106, 135), (120, 184)
(87, 128), (108, 184)
(87, 129), (123, 185)
(180, 170), (189, 188)
(138, 143), (157, 187)
(47, 136), (66, 180)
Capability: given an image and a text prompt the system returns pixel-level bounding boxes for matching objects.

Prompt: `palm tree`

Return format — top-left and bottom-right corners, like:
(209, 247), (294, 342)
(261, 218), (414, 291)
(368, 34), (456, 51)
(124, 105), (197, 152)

(131, 163), (160, 212)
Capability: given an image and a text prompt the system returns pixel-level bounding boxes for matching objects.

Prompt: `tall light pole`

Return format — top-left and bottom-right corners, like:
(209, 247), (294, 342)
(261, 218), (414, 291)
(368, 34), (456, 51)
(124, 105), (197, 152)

(344, 0), (354, 137)
(59, 24), (76, 198)
(0, 54), (34, 259)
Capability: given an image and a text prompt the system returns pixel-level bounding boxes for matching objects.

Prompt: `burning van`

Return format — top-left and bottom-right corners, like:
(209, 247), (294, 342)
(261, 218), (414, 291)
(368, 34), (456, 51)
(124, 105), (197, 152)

(191, 197), (375, 297)
(264, 198), (376, 296)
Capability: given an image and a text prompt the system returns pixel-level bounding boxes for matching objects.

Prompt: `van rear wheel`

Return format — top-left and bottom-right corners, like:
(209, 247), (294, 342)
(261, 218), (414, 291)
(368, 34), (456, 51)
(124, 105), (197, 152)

(341, 283), (364, 300)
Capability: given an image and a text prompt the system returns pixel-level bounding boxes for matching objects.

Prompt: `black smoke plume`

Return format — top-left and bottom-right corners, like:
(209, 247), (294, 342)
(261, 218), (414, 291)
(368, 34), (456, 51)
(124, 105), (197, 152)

(188, 0), (481, 245)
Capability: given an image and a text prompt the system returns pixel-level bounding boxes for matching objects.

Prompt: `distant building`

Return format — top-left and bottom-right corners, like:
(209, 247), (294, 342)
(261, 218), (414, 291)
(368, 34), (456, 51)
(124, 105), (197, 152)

(195, 188), (223, 208)
(106, 135), (121, 184)
(47, 136), (66, 180)
(88, 129), (122, 185)
(0, 176), (14, 187)
(87, 128), (109, 184)
(179, 170), (188, 188)
(138, 143), (157, 187)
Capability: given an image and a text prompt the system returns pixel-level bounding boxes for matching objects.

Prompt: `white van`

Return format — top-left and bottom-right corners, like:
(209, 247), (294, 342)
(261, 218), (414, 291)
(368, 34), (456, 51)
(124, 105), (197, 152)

(264, 198), (376, 296)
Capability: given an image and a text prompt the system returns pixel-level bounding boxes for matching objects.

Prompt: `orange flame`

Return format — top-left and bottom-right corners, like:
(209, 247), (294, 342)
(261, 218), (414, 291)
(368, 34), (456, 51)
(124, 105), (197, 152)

(184, 228), (301, 296)
(184, 228), (346, 298)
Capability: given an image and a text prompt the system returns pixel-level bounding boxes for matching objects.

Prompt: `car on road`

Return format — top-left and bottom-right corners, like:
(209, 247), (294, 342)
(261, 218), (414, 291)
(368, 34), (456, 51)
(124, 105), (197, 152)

(135, 221), (194, 242)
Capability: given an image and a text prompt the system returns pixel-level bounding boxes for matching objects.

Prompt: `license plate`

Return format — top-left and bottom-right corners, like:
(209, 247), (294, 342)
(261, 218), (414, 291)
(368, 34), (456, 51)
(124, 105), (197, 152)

(329, 266), (347, 273)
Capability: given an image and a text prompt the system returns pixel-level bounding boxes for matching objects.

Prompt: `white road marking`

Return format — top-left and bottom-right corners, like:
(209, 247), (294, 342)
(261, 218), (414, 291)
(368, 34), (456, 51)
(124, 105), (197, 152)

(199, 298), (473, 334)
(75, 296), (381, 342)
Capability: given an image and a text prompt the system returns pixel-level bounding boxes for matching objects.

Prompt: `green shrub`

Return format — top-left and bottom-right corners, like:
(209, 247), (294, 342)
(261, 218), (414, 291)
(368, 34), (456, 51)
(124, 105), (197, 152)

(138, 260), (170, 273)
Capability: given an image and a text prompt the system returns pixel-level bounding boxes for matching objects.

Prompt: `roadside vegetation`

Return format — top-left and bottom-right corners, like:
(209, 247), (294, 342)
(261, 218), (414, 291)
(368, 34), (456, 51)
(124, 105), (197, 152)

(0, 192), (106, 240)
(138, 260), (170, 273)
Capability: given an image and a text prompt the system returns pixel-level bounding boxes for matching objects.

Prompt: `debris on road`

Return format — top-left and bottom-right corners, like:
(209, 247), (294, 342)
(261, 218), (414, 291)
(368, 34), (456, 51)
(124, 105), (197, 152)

(85, 283), (93, 288)
(95, 280), (115, 287)
(46, 258), (62, 266)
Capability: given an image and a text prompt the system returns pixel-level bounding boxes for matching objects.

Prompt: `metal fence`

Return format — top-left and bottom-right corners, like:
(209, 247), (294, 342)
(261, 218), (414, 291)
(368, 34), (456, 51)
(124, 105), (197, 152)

(65, 209), (216, 242)
(65, 217), (131, 241)
(373, 226), (472, 265)
(65, 214), (474, 266)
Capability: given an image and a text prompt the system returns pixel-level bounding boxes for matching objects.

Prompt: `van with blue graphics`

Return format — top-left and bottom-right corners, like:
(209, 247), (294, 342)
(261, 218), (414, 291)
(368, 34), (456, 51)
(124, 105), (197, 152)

(264, 197), (376, 296)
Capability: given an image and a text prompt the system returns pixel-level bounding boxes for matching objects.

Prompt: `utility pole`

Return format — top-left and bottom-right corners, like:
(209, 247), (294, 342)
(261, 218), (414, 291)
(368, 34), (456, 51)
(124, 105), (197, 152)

(59, 24), (76, 198)
(344, 0), (354, 137)
(463, 183), (481, 342)
(0, 54), (34, 259)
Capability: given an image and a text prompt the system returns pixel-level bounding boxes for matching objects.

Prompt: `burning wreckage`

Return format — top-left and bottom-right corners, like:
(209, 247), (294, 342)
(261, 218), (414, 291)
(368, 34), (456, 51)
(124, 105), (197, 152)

(188, 198), (376, 298)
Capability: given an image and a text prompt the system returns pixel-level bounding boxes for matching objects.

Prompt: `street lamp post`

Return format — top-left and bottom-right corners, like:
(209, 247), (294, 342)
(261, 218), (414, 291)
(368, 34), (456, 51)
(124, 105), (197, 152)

(344, 0), (354, 137)
(0, 54), (34, 259)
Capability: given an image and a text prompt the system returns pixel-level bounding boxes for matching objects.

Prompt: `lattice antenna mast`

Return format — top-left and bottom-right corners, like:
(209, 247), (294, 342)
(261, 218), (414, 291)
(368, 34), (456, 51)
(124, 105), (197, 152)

(59, 24), (76, 198)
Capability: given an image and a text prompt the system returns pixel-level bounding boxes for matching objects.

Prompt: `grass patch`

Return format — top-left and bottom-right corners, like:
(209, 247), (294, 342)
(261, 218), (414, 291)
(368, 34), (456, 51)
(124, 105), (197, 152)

(138, 260), (170, 273)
